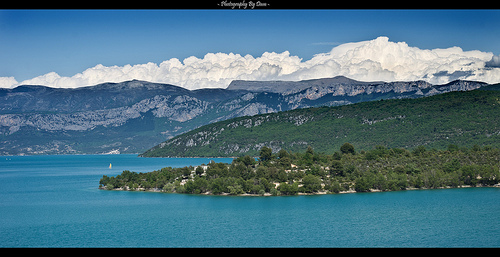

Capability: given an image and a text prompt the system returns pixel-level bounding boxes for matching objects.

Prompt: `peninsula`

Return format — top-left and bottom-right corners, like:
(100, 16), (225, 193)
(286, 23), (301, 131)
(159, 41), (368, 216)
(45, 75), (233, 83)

(99, 144), (500, 196)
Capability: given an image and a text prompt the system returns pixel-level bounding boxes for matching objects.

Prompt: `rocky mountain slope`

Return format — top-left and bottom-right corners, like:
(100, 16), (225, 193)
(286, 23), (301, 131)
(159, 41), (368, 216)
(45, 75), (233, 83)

(0, 77), (489, 155)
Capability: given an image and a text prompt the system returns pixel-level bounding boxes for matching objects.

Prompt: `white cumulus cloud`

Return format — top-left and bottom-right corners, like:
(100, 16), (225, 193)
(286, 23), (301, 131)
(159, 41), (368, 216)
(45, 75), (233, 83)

(0, 77), (18, 88)
(1, 36), (499, 89)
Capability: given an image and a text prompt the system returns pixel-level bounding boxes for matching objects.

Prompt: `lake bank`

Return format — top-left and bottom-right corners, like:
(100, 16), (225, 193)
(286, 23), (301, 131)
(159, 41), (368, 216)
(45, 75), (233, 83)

(99, 182), (500, 196)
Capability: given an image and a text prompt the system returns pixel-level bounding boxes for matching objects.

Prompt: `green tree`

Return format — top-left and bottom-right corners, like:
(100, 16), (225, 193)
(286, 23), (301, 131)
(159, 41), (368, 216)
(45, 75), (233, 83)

(330, 160), (344, 176)
(301, 174), (322, 193)
(412, 145), (426, 156)
(174, 181), (185, 193)
(163, 182), (175, 193)
(228, 184), (244, 195)
(99, 175), (110, 187)
(195, 166), (204, 176)
(105, 182), (116, 189)
(250, 183), (265, 194)
(365, 151), (378, 161)
(306, 146), (314, 156)
(278, 182), (299, 195)
(279, 156), (292, 168)
(278, 149), (290, 159)
(180, 167), (191, 178)
(209, 177), (226, 194)
(184, 177), (209, 194)
(324, 179), (341, 193)
(460, 165), (478, 186)
(258, 178), (273, 192)
(259, 146), (273, 163)
(236, 155), (256, 167)
(332, 151), (342, 160)
(184, 180), (197, 194)
(442, 159), (461, 173)
(340, 143), (355, 155)
(373, 145), (390, 158)
(387, 172), (408, 191)
(373, 172), (388, 191)
(270, 187), (279, 196)
(354, 176), (371, 192)
(447, 144), (459, 152)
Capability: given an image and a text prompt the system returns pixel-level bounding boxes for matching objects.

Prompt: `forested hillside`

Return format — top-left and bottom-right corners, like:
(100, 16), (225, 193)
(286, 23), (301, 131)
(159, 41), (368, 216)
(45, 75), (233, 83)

(142, 84), (500, 157)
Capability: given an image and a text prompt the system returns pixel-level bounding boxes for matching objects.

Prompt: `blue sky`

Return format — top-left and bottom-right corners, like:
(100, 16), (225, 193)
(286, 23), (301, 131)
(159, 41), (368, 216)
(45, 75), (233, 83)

(1, 9), (500, 88)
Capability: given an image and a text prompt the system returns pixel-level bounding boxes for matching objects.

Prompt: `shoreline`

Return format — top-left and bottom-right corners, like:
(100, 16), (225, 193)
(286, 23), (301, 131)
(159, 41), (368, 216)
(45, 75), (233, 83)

(139, 155), (244, 159)
(1, 153), (237, 158)
(99, 184), (500, 196)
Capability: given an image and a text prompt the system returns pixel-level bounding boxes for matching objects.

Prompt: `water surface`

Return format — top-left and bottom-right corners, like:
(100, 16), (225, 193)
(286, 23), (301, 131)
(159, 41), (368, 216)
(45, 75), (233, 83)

(1, 155), (499, 247)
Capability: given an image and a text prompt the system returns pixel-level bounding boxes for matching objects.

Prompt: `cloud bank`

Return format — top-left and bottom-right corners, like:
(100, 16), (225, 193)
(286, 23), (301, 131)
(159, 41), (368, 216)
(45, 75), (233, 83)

(2, 36), (500, 89)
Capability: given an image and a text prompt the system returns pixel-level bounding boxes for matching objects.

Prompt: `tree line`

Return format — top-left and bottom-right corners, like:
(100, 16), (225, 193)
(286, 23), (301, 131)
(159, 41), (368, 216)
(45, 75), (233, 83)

(100, 143), (500, 195)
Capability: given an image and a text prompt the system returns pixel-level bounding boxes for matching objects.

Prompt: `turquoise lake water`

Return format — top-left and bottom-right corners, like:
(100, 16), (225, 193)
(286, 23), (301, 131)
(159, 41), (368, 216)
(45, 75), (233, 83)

(1, 154), (499, 248)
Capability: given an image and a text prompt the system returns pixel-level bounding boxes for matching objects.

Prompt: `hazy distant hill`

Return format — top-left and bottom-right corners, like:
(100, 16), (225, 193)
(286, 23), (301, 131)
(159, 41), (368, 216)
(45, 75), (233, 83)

(0, 77), (489, 155)
(141, 84), (500, 157)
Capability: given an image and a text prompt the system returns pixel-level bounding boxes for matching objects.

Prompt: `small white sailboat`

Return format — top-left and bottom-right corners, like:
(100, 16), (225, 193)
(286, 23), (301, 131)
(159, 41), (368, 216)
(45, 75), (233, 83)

(109, 163), (112, 169)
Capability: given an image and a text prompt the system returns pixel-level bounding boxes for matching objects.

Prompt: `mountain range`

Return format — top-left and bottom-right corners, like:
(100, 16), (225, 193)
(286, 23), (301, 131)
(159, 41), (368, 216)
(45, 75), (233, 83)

(0, 76), (490, 155)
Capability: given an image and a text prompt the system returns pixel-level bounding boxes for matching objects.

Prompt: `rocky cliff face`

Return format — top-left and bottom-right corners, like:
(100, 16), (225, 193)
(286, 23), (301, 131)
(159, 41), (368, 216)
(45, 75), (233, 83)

(0, 77), (489, 155)
(0, 94), (211, 133)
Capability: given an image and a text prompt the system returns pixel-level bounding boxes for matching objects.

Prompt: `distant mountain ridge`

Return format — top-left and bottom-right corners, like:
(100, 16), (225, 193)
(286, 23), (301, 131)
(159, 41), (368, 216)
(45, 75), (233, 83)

(0, 79), (241, 114)
(227, 75), (485, 96)
(227, 76), (385, 94)
(0, 77), (490, 155)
